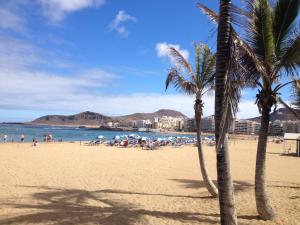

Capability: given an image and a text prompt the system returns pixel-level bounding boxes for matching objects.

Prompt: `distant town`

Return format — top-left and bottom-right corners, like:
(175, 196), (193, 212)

(28, 108), (300, 136)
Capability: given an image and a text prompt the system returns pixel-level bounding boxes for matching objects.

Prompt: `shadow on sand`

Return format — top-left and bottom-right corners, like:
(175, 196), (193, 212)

(170, 179), (253, 192)
(1, 180), (299, 225)
(0, 185), (221, 225)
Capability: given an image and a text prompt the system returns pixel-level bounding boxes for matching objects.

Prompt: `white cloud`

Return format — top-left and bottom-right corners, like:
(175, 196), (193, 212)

(155, 42), (189, 65)
(39, 0), (105, 22)
(0, 7), (27, 34)
(108, 10), (137, 37)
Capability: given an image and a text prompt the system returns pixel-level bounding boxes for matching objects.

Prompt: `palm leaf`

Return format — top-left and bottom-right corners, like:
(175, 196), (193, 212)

(250, 0), (275, 66)
(273, 0), (300, 55)
(197, 3), (266, 82)
(165, 68), (196, 95)
(278, 97), (300, 120)
(168, 47), (193, 74)
(277, 31), (300, 75)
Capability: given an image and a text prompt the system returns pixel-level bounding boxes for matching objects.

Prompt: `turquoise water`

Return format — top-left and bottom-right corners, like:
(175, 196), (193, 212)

(0, 124), (197, 142)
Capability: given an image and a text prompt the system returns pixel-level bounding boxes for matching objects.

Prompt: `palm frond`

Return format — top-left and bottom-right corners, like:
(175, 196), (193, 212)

(168, 47), (193, 74)
(273, 0), (300, 55)
(277, 30), (300, 75)
(278, 97), (300, 120)
(195, 44), (201, 88)
(250, 0), (275, 66)
(200, 44), (216, 83)
(165, 68), (196, 95)
(197, 3), (218, 25)
(197, 3), (267, 81)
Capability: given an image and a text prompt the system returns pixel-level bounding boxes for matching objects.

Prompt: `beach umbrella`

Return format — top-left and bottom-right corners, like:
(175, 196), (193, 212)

(114, 136), (120, 140)
(98, 135), (105, 139)
(141, 137), (147, 141)
(157, 138), (162, 142)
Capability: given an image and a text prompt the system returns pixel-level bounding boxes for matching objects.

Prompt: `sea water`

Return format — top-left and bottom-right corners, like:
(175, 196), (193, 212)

(0, 124), (198, 142)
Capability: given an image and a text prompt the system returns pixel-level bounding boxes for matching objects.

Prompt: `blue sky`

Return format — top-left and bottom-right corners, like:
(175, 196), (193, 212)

(0, 0), (296, 122)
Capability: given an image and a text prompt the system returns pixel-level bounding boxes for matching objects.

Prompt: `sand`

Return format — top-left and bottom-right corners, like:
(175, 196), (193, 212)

(0, 140), (299, 225)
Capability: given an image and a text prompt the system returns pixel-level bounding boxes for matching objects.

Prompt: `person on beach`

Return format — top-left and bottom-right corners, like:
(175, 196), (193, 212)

(3, 134), (7, 142)
(20, 134), (25, 142)
(32, 138), (38, 147)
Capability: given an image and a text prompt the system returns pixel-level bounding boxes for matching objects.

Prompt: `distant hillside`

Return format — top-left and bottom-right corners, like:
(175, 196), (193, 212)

(31, 109), (187, 126)
(116, 109), (187, 122)
(248, 107), (300, 122)
(32, 111), (111, 126)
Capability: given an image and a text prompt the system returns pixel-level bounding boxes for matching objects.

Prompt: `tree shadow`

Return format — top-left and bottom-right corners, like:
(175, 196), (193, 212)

(97, 189), (212, 199)
(280, 153), (299, 157)
(0, 185), (221, 225)
(170, 179), (253, 192)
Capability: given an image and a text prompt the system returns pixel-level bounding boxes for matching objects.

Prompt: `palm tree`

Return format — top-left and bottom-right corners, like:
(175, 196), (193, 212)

(198, 0), (300, 220)
(214, 1), (238, 224)
(165, 43), (218, 197)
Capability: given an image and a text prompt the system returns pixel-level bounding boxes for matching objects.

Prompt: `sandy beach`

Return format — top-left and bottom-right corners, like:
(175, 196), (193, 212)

(0, 140), (299, 225)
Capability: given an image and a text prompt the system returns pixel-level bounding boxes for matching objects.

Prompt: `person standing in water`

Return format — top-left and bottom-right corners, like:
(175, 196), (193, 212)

(20, 134), (25, 142)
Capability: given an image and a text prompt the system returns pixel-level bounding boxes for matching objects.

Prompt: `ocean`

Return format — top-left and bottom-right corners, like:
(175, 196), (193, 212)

(0, 124), (197, 142)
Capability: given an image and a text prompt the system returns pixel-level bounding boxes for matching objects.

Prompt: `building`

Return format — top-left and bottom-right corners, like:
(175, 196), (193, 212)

(282, 120), (298, 133)
(232, 119), (261, 134)
(156, 116), (184, 131)
(200, 115), (215, 133)
(184, 118), (196, 132)
(269, 120), (283, 135)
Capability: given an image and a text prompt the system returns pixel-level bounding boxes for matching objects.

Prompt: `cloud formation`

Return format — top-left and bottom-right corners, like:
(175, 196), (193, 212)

(0, 6), (27, 34)
(156, 42), (189, 65)
(39, 0), (106, 22)
(108, 10), (137, 37)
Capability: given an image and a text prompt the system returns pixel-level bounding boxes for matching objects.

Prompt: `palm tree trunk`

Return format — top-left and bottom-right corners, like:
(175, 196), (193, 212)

(255, 106), (276, 220)
(215, 0), (237, 224)
(195, 99), (218, 197)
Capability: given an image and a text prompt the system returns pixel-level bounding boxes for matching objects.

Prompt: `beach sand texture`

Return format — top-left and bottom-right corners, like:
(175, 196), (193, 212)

(0, 140), (299, 225)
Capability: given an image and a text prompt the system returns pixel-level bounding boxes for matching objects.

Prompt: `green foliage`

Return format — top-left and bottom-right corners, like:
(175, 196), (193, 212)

(165, 44), (215, 97)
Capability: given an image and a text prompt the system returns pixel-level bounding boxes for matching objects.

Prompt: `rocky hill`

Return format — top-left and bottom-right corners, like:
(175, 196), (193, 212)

(32, 111), (112, 126)
(31, 109), (187, 126)
(248, 107), (300, 122)
(116, 109), (186, 122)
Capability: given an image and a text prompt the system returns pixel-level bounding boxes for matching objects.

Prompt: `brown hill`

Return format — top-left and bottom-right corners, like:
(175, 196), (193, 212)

(248, 107), (300, 122)
(31, 109), (187, 126)
(32, 111), (111, 126)
(116, 109), (187, 122)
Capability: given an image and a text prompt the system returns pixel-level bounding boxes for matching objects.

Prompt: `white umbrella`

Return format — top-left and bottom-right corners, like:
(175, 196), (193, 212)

(98, 135), (105, 139)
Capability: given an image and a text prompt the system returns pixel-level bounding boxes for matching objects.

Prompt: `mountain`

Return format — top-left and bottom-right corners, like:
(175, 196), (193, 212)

(31, 109), (187, 126)
(248, 108), (300, 122)
(116, 109), (187, 122)
(32, 111), (111, 126)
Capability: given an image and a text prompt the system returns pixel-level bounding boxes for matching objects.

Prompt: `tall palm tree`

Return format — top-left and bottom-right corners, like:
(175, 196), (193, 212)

(165, 43), (218, 197)
(214, 1), (238, 224)
(198, 0), (300, 220)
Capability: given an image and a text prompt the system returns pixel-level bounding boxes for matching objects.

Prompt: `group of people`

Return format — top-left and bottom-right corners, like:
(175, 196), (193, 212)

(0, 134), (25, 143)
(106, 136), (196, 150)
(44, 134), (53, 142)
